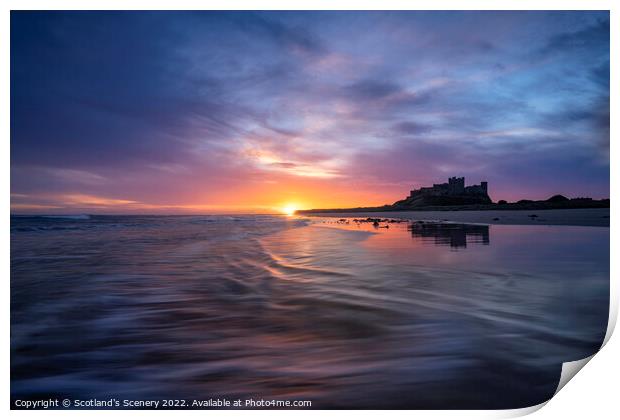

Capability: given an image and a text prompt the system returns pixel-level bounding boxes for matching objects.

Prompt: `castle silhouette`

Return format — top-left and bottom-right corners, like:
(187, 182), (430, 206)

(393, 177), (492, 208)
(408, 177), (487, 199)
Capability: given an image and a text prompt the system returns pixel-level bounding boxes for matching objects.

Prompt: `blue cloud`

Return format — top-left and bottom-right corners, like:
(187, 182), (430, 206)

(10, 10), (610, 208)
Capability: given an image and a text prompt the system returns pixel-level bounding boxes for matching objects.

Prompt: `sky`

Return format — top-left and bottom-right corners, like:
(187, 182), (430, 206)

(11, 11), (610, 214)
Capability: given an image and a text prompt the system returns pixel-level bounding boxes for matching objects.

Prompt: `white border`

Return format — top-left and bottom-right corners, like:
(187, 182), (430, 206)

(3, 1), (617, 419)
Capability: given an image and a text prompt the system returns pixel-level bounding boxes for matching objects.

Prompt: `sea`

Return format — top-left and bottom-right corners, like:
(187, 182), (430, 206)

(10, 214), (609, 409)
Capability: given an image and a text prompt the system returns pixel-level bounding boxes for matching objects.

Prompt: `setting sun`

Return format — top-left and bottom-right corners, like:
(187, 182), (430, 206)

(281, 204), (298, 216)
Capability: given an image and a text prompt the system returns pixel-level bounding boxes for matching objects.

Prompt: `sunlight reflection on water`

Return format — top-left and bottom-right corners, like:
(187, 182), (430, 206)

(11, 215), (609, 409)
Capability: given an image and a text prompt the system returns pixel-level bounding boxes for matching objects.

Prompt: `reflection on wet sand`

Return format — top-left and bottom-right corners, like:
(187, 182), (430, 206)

(408, 222), (490, 248)
(10, 215), (609, 409)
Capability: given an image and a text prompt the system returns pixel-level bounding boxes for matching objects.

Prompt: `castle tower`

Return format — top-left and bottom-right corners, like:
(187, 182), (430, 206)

(480, 181), (488, 193)
(448, 177), (465, 194)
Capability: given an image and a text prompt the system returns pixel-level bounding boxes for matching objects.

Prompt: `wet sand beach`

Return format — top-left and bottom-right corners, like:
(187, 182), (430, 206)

(11, 215), (609, 409)
(301, 208), (609, 227)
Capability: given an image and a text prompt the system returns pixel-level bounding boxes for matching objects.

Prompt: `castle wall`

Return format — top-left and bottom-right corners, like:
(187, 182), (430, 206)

(409, 178), (488, 200)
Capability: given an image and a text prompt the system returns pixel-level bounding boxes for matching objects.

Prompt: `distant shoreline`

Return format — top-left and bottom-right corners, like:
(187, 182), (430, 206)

(298, 208), (610, 227)
(298, 198), (609, 215)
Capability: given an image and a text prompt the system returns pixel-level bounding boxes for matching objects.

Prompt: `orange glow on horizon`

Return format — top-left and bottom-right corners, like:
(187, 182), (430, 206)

(10, 177), (409, 215)
(281, 204), (298, 216)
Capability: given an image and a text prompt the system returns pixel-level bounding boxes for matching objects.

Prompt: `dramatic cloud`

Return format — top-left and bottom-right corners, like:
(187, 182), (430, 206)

(10, 11), (610, 213)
